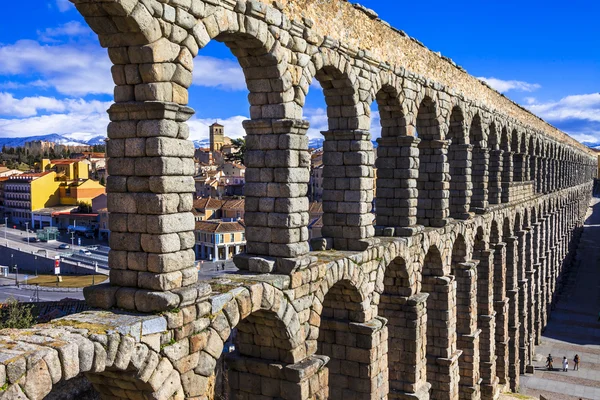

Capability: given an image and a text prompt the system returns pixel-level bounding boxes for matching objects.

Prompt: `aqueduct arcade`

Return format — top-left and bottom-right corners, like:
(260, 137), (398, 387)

(0, 0), (597, 399)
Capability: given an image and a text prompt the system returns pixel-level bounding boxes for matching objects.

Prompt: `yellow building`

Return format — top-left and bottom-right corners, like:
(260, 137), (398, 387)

(4, 159), (105, 228)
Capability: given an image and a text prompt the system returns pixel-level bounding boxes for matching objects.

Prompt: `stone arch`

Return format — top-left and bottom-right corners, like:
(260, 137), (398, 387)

(380, 254), (429, 397)
(470, 112), (488, 212)
(0, 324), (183, 400)
(488, 121), (503, 205)
(422, 244), (460, 398)
(450, 233), (481, 397)
(310, 55), (375, 248)
(316, 275), (387, 399)
(500, 126), (512, 202)
(209, 286), (314, 400)
(416, 96), (448, 227)
(447, 105), (472, 219)
(374, 83), (417, 233)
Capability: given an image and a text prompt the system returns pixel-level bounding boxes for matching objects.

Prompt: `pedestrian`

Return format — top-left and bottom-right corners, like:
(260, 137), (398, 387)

(574, 354), (580, 371)
(546, 354), (554, 370)
(221, 262), (225, 271)
(562, 356), (568, 372)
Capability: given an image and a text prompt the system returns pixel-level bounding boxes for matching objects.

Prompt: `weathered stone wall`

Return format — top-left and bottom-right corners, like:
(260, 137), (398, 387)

(0, 0), (597, 399)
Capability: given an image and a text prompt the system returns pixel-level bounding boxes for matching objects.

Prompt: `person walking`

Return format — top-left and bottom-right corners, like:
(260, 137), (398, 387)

(546, 354), (554, 370)
(562, 356), (569, 372)
(574, 354), (580, 371)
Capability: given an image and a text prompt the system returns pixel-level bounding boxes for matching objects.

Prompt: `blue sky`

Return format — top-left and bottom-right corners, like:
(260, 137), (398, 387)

(0, 0), (599, 145)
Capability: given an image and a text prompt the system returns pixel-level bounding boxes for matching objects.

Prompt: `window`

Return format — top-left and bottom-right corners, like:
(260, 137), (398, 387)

(241, 233), (245, 242)
(230, 233), (235, 242)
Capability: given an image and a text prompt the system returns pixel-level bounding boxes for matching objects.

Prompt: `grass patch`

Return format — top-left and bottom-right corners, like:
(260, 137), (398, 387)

(22, 274), (107, 288)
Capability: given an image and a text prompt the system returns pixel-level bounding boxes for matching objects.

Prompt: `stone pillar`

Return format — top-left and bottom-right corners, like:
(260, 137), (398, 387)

(417, 139), (450, 228)
(476, 250), (499, 400)
(517, 230), (530, 373)
(226, 354), (329, 400)
(471, 146), (489, 213)
(321, 129), (375, 250)
(531, 222), (542, 345)
(448, 143), (474, 220)
(375, 136), (423, 236)
(542, 157), (549, 193)
(492, 243), (508, 389)
(88, 102), (198, 312)
(504, 237), (520, 392)
(383, 293), (430, 400)
(501, 151), (513, 203)
(488, 150), (503, 205)
(423, 275), (461, 400)
(454, 262), (481, 400)
(240, 119), (310, 267)
(318, 317), (388, 399)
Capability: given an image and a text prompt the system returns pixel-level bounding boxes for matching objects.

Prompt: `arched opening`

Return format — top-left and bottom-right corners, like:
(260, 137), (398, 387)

(500, 128), (511, 203)
(212, 307), (315, 400)
(490, 219), (508, 386)
(511, 130), (523, 182)
(317, 279), (387, 398)
(472, 226), (498, 396)
(447, 106), (471, 219)
(309, 63), (375, 249)
(423, 245), (460, 398)
(451, 234), (481, 396)
(380, 256), (428, 396)
(488, 122), (502, 205)
(374, 84), (414, 233)
(470, 114), (487, 212)
(416, 98), (447, 227)
(503, 214), (519, 391)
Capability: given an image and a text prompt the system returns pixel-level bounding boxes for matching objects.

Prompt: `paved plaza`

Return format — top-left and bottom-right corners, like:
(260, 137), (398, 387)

(519, 198), (600, 400)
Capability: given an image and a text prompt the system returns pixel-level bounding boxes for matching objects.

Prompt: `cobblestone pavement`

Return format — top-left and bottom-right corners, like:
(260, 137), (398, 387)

(519, 198), (600, 400)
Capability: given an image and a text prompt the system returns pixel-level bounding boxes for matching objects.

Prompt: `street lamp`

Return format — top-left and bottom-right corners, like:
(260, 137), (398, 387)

(14, 264), (18, 287)
(34, 255), (38, 277)
(25, 222), (29, 243)
(4, 217), (7, 247)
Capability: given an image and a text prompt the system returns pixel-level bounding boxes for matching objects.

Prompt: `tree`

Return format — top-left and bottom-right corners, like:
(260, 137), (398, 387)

(0, 298), (35, 329)
(225, 138), (246, 163)
(78, 201), (93, 213)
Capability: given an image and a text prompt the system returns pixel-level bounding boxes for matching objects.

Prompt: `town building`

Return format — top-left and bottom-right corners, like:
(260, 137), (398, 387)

(2, 158), (105, 228)
(209, 122), (225, 152)
(0, 166), (23, 178)
(195, 219), (246, 261)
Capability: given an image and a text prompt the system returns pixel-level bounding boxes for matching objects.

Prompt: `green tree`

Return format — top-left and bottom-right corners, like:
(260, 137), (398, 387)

(0, 298), (35, 329)
(78, 201), (93, 213)
(225, 138), (246, 163)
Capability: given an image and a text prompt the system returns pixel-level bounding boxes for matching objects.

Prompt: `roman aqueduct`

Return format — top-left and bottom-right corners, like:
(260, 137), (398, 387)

(0, 0), (597, 399)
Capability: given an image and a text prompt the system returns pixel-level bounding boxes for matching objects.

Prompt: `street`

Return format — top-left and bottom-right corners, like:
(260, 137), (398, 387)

(0, 224), (106, 259)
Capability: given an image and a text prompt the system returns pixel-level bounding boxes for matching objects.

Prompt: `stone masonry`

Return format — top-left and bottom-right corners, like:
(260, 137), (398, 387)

(0, 1), (598, 400)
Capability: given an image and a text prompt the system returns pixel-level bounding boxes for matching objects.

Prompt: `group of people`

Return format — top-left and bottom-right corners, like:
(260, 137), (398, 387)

(546, 354), (580, 371)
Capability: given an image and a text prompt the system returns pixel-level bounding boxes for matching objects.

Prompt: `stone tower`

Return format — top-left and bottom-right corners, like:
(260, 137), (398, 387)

(210, 122), (224, 152)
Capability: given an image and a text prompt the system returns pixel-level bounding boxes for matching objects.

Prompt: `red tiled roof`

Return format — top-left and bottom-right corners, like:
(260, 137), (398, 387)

(193, 197), (224, 210)
(195, 220), (245, 233)
(221, 198), (244, 211)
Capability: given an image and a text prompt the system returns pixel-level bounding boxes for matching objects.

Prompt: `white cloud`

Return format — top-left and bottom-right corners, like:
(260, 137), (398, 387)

(526, 93), (600, 123)
(0, 94), (111, 138)
(0, 40), (113, 96)
(38, 21), (91, 42)
(55, 0), (73, 12)
(478, 77), (541, 93)
(193, 56), (246, 91)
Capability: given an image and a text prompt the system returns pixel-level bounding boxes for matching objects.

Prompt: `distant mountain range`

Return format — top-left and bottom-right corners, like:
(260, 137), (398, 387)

(0, 134), (106, 148)
(3, 134), (596, 152)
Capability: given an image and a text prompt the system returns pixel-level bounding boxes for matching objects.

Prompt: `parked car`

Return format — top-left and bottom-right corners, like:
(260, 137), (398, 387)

(79, 249), (92, 256)
(57, 243), (70, 250)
